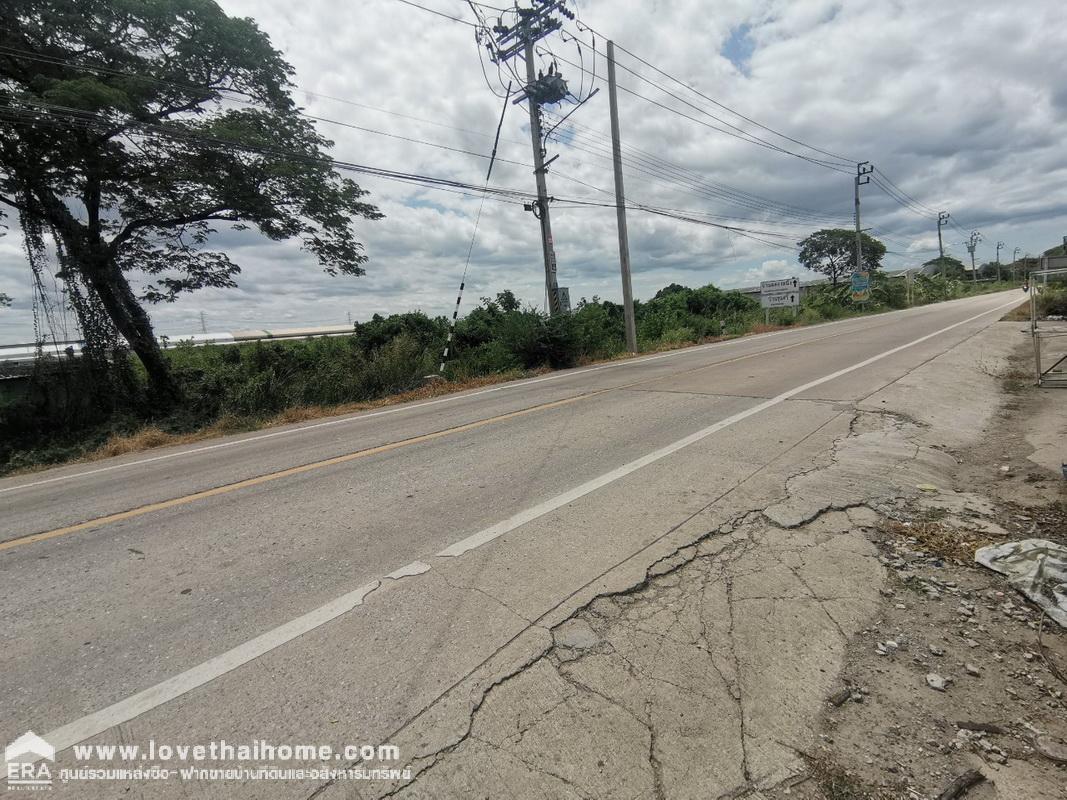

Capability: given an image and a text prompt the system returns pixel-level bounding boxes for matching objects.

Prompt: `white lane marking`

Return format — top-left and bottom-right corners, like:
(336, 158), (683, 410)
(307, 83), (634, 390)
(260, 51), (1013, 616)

(28, 294), (1018, 757)
(385, 560), (432, 580)
(37, 581), (380, 760)
(0, 304), (944, 496)
(437, 296), (1022, 557)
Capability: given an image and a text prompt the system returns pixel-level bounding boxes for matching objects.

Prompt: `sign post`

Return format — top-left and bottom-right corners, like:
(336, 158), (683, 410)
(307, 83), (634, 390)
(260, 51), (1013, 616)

(760, 278), (800, 324)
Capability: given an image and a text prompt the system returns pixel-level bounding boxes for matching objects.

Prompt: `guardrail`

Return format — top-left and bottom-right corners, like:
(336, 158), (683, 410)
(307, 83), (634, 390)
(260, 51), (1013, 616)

(0, 325), (356, 376)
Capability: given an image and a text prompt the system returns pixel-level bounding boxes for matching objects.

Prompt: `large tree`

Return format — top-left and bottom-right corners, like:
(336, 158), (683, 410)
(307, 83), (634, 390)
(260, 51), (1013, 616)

(0, 0), (382, 399)
(797, 229), (886, 286)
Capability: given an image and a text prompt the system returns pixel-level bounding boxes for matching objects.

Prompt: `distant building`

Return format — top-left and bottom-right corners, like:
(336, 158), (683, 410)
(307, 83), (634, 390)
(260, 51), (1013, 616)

(1039, 255), (1067, 271)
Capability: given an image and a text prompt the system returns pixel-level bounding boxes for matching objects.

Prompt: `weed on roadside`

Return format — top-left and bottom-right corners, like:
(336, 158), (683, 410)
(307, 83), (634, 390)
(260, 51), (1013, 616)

(804, 755), (896, 800)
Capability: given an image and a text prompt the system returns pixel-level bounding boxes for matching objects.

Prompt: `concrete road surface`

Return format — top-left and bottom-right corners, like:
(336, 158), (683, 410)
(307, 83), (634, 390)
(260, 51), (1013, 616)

(0, 291), (1023, 797)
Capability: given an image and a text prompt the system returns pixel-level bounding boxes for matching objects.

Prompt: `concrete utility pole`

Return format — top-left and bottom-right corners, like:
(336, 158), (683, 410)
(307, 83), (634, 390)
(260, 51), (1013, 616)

(967, 230), (982, 282)
(995, 241), (1005, 281)
(937, 211), (950, 275)
(199, 311), (207, 334)
(1012, 246), (1021, 282)
(484, 1), (574, 317)
(606, 40), (637, 353)
(523, 39), (561, 316)
(854, 162), (873, 274)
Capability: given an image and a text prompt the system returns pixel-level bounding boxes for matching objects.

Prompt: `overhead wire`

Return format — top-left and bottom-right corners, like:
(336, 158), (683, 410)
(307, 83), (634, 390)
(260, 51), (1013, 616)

(1, 99), (825, 251)
(538, 45), (854, 174)
(577, 25), (857, 166)
(1, 6), (961, 265)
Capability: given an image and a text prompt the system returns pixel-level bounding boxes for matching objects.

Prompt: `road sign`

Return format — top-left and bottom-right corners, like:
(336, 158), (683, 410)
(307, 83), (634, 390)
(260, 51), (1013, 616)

(761, 291), (799, 308)
(760, 277), (800, 308)
(556, 286), (571, 313)
(850, 271), (870, 302)
(760, 277), (799, 293)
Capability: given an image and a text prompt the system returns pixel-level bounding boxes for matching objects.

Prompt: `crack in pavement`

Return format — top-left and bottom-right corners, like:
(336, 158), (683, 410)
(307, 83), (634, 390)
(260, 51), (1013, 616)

(307, 402), (957, 800)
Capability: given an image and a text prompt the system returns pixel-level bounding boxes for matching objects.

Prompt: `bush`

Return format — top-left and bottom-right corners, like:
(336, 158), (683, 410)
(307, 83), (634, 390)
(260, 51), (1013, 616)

(635, 284), (757, 344)
(1036, 285), (1067, 317)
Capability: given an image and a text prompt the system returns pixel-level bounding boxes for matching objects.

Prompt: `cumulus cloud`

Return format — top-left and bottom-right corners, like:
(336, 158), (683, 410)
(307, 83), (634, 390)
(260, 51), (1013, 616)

(742, 259), (798, 285)
(2, 0), (1065, 341)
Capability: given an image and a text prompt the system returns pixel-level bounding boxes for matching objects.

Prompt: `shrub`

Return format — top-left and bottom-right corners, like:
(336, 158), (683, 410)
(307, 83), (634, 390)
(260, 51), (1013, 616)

(1036, 285), (1067, 317)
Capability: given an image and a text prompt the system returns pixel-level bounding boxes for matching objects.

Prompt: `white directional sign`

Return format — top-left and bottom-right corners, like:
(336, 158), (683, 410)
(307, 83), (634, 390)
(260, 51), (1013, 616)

(760, 278), (799, 293)
(761, 291), (799, 308)
(759, 277), (800, 308)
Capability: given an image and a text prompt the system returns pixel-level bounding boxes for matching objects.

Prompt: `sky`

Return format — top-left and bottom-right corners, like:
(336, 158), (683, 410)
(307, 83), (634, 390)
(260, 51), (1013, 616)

(1, 0), (1066, 342)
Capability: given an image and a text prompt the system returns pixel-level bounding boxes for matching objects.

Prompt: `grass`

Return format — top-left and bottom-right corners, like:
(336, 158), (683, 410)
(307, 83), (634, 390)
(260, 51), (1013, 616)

(806, 754), (896, 800)
(879, 517), (997, 563)
(1001, 301), (1031, 321)
(5, 369), (531, 475)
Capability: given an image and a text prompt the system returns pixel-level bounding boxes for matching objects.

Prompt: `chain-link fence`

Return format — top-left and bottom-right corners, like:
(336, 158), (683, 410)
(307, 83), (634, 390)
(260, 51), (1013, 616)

(1029, 267), (1067, 387)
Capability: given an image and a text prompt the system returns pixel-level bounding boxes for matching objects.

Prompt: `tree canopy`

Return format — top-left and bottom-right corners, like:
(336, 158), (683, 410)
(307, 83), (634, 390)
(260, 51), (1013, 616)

(0, 0), (382, 399)
(797, 229), (886, 286)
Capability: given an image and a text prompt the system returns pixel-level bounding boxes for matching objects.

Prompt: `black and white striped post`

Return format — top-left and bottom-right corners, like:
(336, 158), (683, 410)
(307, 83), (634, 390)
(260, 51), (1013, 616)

(438, 282), (466, 374)
(437, 82), (511, 377)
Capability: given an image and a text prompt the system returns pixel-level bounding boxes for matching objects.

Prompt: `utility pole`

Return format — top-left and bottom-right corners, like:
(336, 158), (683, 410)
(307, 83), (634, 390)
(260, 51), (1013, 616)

(1012, 246), (1021, 282)
(523, 39), (561, 316)
(995, 241), (1004, 281)
(199, 311), (207, 334)
(854, 162), (873, 275)
(967, 230), (982, 282)
(937, 211), (950, 276)
(606, 40), (637, 353)
(485, 1), (574, 317)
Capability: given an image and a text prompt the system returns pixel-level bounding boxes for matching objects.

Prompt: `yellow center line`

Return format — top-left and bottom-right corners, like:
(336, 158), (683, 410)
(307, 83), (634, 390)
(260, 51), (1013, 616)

(2, 325), (862, 553)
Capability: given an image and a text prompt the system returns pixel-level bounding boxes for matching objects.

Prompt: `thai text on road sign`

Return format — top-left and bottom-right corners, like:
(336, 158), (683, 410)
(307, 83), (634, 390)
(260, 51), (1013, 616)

(760, 277), (800, 308)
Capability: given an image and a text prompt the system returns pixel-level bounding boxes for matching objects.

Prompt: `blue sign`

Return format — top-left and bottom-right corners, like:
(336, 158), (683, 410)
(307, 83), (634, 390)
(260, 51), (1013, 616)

(850, 271), (870, 302)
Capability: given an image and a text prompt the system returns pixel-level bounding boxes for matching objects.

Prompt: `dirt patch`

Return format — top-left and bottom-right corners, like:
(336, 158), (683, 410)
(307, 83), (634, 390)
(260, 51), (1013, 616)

(1000, 300), (1032, 322)
(762, 343), (1067, 800)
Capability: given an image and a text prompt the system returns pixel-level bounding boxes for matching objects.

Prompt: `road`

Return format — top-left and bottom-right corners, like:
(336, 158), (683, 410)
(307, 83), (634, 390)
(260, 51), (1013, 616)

(0, 291), (1022, 796)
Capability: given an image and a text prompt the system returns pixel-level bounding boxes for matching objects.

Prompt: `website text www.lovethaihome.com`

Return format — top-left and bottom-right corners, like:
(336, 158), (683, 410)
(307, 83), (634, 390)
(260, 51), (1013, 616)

(5, 733), (409, 790)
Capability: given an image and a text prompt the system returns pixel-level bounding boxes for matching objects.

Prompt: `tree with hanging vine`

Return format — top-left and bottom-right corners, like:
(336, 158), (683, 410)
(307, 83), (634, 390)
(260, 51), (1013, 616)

(0, 0), (383, 402)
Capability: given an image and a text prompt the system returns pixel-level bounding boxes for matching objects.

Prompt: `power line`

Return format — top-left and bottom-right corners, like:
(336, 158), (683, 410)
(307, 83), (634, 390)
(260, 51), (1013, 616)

(2, 99), (825, 252)
(543, 111), (853, 224)
(869, 174), (936, 220)
(571, 27), (853, 166)
(540, 46), (854, 174)
(873, 168), (939, 216)
(388, 0), (478, 27)
(0, 36), (922, 242)
(388, 0), (854, 173)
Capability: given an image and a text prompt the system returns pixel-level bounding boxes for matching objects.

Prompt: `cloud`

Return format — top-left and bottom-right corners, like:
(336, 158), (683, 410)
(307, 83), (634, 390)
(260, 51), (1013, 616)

(741, 259), (797, 286)
(2, 0), (1065, 342)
